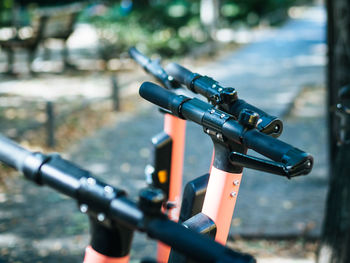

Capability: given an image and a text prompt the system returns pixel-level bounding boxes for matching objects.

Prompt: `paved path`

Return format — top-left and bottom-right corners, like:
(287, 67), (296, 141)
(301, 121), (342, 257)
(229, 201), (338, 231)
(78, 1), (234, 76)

(0, 5), (326, 262)
(198, 6), (326, 116)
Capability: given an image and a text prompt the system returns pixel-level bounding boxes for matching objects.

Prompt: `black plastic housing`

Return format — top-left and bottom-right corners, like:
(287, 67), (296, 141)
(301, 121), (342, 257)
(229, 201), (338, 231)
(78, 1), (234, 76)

(146, 132), (172, 197)
(179, 173), (210, 223)
(168, 213), (217, 263)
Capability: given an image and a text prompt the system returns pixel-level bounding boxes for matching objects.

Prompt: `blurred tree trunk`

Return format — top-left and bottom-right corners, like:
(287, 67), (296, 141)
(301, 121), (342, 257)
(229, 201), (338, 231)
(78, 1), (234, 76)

(200, 0), (220, 36)
(317, 0), (350, 262)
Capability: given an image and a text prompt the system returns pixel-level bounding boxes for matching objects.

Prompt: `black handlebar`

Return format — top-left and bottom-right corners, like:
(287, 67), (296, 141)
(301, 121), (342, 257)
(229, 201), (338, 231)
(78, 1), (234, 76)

(0, 135), (255, 263)
(129, 48), (282, 137)
(165, 62), (197, 88)
(129, 47), (179, 90)
(139, 82), (313, 178)
(139, 79), (181, 111)
(166, 62), (283, 137)
(0, 135), (31, 171)
(129, 47), (150, 68)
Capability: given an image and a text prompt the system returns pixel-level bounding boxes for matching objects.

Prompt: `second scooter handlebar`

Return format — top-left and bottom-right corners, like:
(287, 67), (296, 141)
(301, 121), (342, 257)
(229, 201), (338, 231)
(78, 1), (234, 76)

(139, 82), (313, 178)
(166, 62), (283, 137)
(129, 47), (178, 90)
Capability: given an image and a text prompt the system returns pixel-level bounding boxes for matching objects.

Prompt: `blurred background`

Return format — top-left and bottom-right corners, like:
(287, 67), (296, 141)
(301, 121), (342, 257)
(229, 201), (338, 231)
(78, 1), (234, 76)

(0, 0), (348, 262)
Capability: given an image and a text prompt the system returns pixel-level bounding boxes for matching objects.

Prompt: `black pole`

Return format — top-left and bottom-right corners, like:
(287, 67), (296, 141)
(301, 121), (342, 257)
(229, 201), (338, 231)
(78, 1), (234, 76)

(46, 101), (55, 147)
(111, 75), (120, 111)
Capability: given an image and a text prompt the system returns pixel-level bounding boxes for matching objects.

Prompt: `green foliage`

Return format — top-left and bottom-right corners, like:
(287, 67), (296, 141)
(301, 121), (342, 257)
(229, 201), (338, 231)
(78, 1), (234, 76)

(220, 0), (300, 26)
(0, 0), (305, 57)
(84, 0), (303, 58)
(0, 0), (14, 26)
(84, 1), (206, 58)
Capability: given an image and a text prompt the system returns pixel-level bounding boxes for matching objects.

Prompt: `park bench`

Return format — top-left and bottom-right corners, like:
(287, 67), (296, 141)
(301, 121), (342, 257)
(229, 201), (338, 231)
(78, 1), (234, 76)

(0, 3), (84, 74)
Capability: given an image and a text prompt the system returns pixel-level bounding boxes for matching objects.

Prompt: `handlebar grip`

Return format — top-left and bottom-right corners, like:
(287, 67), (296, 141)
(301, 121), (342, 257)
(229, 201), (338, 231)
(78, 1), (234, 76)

(139, 82), (190, 118)
(243, 129), (313, 176)
(0, 135), (31, 172)
(128, 47), (150, 68)
(166, 63), (198, 89)
(139, 82), (177, 111)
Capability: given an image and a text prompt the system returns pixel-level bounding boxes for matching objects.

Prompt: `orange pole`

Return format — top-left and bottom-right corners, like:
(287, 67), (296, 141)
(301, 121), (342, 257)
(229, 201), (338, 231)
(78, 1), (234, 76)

(157, 114), (186, 263)
(201, 166), (243, 244)
(209, 150), (215, 173)
(84, 246), (130, 263)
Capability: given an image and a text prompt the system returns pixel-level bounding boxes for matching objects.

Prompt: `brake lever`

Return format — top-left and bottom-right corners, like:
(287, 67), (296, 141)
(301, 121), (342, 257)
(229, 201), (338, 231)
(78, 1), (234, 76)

(229, 152), (311, 179)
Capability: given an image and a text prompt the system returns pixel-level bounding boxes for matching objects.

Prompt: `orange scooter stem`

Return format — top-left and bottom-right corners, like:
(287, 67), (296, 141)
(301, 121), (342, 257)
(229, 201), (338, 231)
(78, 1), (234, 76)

(157, 114), (186, 262)
(202, 167), (242, 244)
(84, 246), (130, 263)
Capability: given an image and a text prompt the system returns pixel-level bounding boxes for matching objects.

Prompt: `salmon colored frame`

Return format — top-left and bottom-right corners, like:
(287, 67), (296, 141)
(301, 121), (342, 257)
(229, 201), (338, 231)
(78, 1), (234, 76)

(157, 113), (186, 262)
(202, 166), (243, 244)
(84, 246), (130, 263)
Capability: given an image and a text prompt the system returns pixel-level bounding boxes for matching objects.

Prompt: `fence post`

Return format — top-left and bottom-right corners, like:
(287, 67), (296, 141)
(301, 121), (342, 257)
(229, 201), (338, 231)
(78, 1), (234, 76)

(111, 75), (120, 111)
(46, 101), (55, 147)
